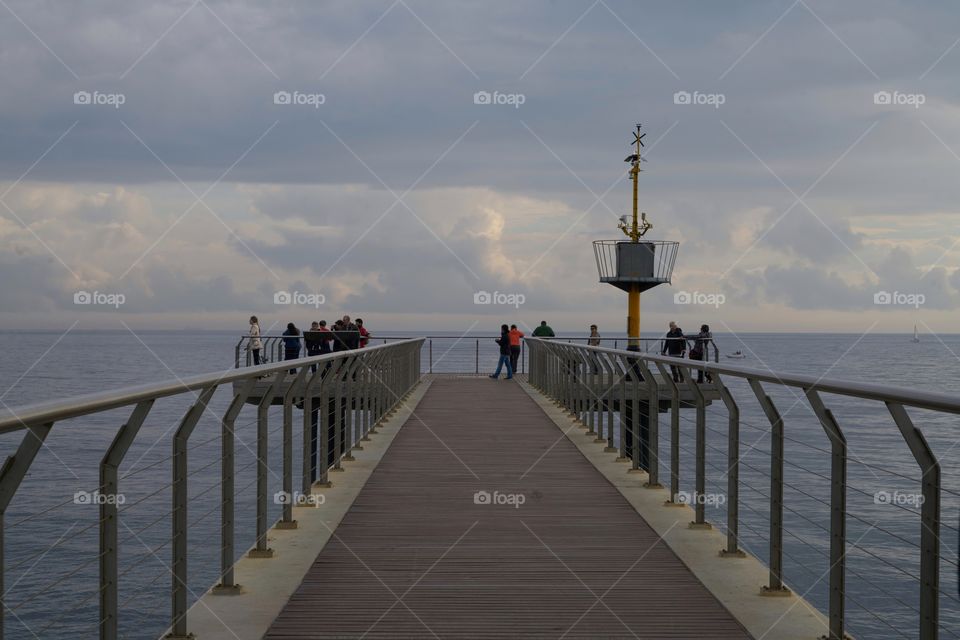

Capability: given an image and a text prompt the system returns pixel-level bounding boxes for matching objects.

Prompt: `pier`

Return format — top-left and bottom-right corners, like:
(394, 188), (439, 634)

(0, 337), (954, 639)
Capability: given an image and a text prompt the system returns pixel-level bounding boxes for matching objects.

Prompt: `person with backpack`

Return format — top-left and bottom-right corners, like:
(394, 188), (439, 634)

(489, 324), (514, 380)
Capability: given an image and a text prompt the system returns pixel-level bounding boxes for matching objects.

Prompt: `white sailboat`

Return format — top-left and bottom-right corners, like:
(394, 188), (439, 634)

(912, 325), (920, 343)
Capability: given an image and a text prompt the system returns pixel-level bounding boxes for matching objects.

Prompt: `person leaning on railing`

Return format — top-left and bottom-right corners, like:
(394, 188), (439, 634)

(509, 324), (524, 372)
(661, 321), (685, 383)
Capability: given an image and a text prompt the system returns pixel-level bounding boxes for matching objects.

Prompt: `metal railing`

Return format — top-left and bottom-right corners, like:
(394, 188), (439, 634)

(593, 239), (680, 285)
(0, 338), (422, 640)
(525, 337), (954, 640)
(234, 335), (719, 373)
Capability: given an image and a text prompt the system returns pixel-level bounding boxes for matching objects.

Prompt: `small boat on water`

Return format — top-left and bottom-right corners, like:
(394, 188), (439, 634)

(912, 325), (920, 343)
(726, 350), (747, 359)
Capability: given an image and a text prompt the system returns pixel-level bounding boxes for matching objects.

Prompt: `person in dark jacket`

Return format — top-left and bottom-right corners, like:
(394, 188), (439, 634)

(661, 321), (686, 382)
(317, 320), (332, 354)
(531, 320), (555, 337)
(690, 324), (713, 383)
(489, 324), (514, 380)
(283, 322), (301, 372)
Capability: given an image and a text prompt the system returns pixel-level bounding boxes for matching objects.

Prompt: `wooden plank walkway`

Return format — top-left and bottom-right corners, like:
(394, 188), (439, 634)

(264, 377), (752, 639)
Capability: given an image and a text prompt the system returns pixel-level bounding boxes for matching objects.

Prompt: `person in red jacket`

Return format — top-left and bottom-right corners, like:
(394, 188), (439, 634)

(356, 318), (370, 348)
(508, 324), (524, 373)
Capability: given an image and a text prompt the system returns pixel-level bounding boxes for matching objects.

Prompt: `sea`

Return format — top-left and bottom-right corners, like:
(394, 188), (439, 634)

(0, 330), (957, 639)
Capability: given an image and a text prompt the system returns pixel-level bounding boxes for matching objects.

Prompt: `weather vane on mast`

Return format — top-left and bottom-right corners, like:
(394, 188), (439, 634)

(618, 123), (652, 242)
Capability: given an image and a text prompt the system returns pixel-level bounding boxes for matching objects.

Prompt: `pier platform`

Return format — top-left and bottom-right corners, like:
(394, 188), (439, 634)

(186, 375), (826, 639)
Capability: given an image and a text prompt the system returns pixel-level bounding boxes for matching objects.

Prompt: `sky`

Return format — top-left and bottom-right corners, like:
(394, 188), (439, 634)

(1, 0), (959, 336)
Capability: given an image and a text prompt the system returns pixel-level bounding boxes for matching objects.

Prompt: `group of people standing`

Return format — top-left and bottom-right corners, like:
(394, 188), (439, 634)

(661, 321), (713, 383)
(489, 320), (564, 379)
(246, 315), (371, 366)
(487, 318), (714, 384)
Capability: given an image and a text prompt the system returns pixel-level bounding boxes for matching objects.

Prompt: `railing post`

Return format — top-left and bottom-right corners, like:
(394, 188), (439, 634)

(681, 364), (709, 529)
(638, 359), (661, 486)
(654, 362), (682, 507)
(254, 371), (289, 545)
(307, 361), (333, 491)
(429, 340), (433, 374)
(284, 366), (309, 519)
(748, 379), (790, 596)
(714, 374), (744, 558)
(99, 402), (153, 640)
(215, 379), (256, 594)
(169, 385), (218, 639)
(887, 402), (940, 640)
(0, 422), (53, 640)
(314, 356), (346, 488)
(805, 389), (846, 638)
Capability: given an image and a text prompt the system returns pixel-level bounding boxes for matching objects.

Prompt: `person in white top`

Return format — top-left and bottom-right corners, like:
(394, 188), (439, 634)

(248, 316), (263, 365)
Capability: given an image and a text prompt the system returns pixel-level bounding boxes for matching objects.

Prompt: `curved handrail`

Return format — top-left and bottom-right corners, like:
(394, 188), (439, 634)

(0, 338), (425, 435)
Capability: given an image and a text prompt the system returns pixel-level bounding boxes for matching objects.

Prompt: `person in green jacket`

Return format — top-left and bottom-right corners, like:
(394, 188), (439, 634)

(531, 320), (555, 337)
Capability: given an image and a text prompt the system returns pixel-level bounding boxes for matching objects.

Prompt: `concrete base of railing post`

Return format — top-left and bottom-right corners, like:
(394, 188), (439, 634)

(313, 480), (333, 488)
(248, 548), (275, 558)
(643, 482), (664, 490)
(352, 444), (364, 451)
(342, 454), (356, 461)
(663, 500), (686, 507)
(330, 466), (345, 472)
(614, 456), (630, 462)
(274, 520), (298, 530)
(164, 633), (196, 640)
(719, 549), (746, 558)
(212, 583), (244, 595)
(760, 586), (793, 597)
(688, 522), (713, 530)
(626, 468), (646, 474)
(592, 437), (605, 443)
(603, 446), (617, 453)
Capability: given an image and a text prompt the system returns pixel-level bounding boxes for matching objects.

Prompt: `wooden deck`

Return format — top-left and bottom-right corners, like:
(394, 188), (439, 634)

(264, 377), (751, 639)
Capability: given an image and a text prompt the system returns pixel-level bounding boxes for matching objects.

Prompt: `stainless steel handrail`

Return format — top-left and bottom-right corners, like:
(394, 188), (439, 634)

(524, 337), (948, 640)
(234, 335), (721, 370)
(0, 338), (423, 640)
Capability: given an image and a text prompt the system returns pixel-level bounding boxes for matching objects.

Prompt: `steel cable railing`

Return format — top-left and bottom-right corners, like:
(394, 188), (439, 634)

(525, 337), (956, 640)
(0, 338), (423, 640)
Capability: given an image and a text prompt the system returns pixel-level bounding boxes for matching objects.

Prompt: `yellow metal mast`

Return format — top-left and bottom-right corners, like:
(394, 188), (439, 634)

(619, 124), (652, 351)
